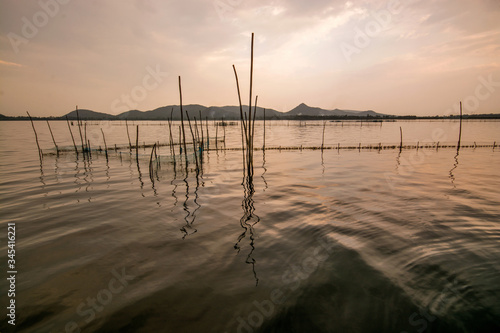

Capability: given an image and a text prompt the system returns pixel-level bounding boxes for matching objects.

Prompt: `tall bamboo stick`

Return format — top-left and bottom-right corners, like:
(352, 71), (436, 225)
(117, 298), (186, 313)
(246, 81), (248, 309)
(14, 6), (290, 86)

(178, 76), (188, 164)
(199, 110), (204, 151)
(248, 32), (254, 155)
(321, 120), (326, 151)
(101, 128), (108, 161)
(66, 116), (78, 155)
(76, 106), (85, 154)
(168, 117), (174, 156)
(399, 126), (403, 152)
(457, 101), (463, 151)
(205, 117), (209, 151)
(84, 122), (88, 152)
(215, 122), (218, 151)
(126, 119), (132, 152)
(263, 109), (266, 151)
(46, 120), (59, 154)
(186, 111), (199, 170)
(26, 111), (43, 161)
(232, 65), (248, 147)
(136, 125), (139, 159)
(178, 126), (182, 155)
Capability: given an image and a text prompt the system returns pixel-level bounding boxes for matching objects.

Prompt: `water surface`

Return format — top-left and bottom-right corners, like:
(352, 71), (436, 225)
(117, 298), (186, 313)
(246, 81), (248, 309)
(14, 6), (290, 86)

(0, 120), (499, 332)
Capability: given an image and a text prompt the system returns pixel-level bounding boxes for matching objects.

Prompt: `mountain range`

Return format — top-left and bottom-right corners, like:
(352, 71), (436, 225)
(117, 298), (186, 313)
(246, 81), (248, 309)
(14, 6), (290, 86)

(61, 103), (384, 120)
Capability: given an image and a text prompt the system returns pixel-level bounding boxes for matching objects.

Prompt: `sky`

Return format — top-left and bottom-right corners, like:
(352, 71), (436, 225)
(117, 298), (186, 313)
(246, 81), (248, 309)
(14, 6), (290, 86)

(0, 0), (499, 117)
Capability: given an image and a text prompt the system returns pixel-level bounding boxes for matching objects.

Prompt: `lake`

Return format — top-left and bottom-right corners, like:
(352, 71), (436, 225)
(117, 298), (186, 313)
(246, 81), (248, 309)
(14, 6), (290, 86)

(0, 119), (499, 332)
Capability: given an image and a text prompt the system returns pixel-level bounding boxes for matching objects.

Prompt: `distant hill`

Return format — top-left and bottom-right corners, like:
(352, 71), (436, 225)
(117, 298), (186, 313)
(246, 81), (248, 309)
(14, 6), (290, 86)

(285, 103), (384, 117)
(60, 103), (382, 120)
(1, 103), (389, 120)
(65, 109), (117, 120)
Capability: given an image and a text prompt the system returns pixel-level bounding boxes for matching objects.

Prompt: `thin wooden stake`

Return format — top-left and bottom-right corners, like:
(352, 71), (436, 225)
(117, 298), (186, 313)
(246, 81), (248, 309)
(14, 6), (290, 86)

(87, 140), (92, 158)
(215, 122), (218, 151)
(179, 76), (188, 164)
(263, 109), (266, 151)
(46, 120), (59, 154)
(186, 111), (199, 170)
(66, 116), (78, 155)
(179, 126), (182, 155)
(399, 126), (403, 152)
(126, 119), (132, 152)
(457, 101), (463, 151)
(76, 106), (85, 154)
(84, 122), (88, 152)
(26, 111), (43, 161)
(168, 116), (174, 156)
(101, 128), (108, 160)
(206, 117), (210, 151)
(199, 110), (204, 151)
(136, 125), (139, 159)
(321, 120), (326, 151)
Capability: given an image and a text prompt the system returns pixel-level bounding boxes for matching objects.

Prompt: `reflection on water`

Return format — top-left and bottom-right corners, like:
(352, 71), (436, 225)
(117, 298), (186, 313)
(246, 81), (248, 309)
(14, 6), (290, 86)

(449, 150), (460, 188)
(235, 171), (260, 286)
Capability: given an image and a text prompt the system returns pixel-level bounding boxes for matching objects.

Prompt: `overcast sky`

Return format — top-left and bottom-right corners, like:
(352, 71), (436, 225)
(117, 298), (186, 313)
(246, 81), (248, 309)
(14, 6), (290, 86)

(1, 0), (499, 117)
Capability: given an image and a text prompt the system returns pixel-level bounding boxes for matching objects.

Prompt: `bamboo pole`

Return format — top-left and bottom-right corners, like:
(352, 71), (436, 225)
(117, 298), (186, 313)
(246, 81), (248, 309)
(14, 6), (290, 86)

(46, 120), (59, 154)
(205, 117), (209, 151)
(149, 143), (157, 178)
(84, 122), (88, 152)
(126, 119), (132, 152)
(26, 111), (43, 161)
(457, 101), (463, 151)
(199, 110), (204, 151)
(101, 128), (108, 161)
(223, 118), (226, 149)
(186, 111), (199, 170)
(248, 32), (254, 156)
(399, 126), (403, 152)
(321, 120), (326, 151)
(65, 116), (78, 155)
(178, 76), (188, 164)
(178, 126), (182, 155)
(263, 109), (266, 151)
(233, 65), (247, 168)
(168, 117), (174, 156)
(136, 125), (139, 159)
(232, 65), (248, 148)
(87, 140), (92, 158)
(215, 122), (218, 151)
(76, 106), (85, 154)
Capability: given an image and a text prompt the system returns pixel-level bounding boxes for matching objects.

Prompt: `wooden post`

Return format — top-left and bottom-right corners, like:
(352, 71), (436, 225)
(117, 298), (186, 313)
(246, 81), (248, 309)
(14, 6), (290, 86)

(101, 128), (108, 161)
(46, 120), (59, 154)
(321, 120), (326, 151)
(26, 111), (43, 161)
(206, 116), (209, 150)
(399, 126), (403, 152)
(199, 110), (204, 151)
(263, 108), (266, 151)
(76, 106), (85, 154)
(186, 111), (199, 170)
(66, 116), (78, 155)
(126, 119), (132, 152)
(179, 76), (188, 164)
(136, 125), (139, 159)
(457, 101), (463, 151)
(215, 122), (218, 151)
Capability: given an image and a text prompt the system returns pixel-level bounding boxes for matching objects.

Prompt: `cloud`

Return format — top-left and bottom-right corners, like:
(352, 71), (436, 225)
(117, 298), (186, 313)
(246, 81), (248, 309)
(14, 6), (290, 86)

(0, 59), (23, 67)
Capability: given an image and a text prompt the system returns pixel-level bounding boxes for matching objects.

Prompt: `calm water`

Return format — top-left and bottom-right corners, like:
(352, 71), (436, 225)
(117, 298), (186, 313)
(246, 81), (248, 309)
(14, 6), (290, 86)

(1, 120), (500, 332)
